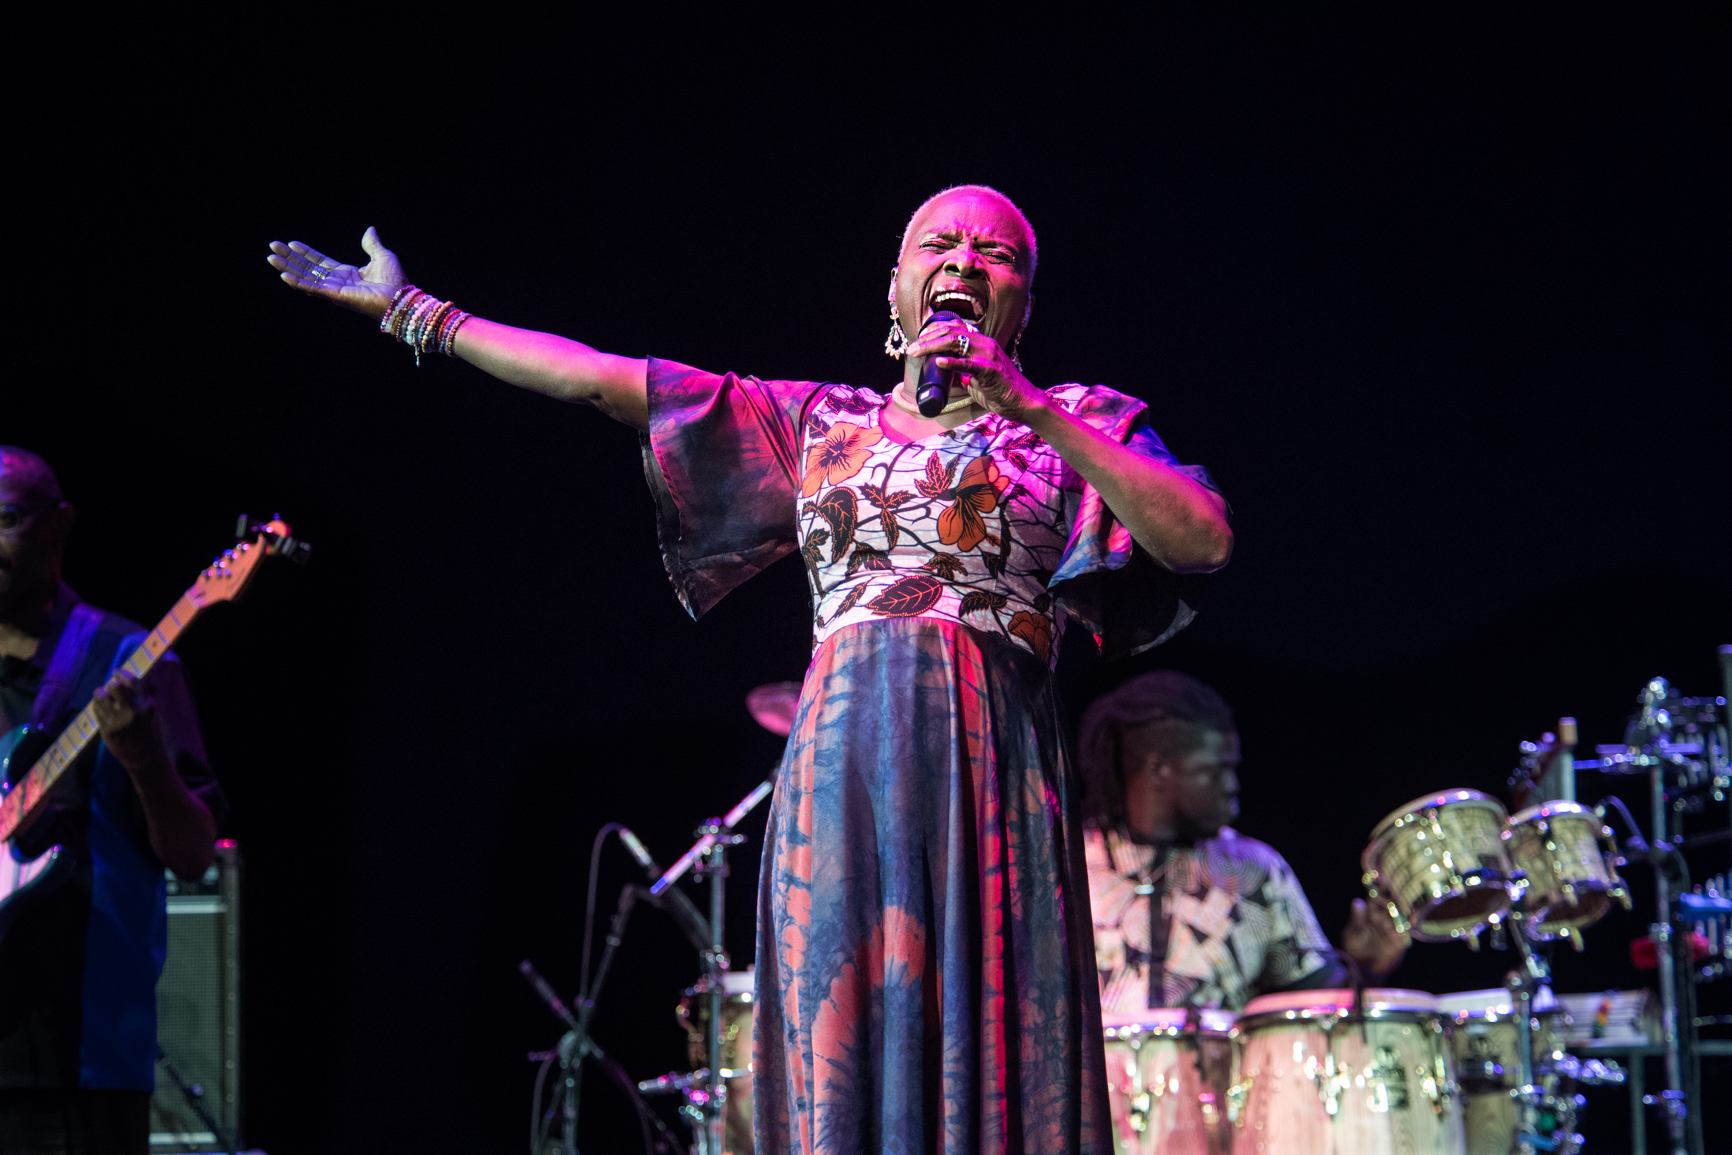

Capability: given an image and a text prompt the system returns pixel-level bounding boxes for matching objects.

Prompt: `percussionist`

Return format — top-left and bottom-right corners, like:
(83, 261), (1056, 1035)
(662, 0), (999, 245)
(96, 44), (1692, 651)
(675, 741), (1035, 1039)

(1079, 671), (1409, 1014)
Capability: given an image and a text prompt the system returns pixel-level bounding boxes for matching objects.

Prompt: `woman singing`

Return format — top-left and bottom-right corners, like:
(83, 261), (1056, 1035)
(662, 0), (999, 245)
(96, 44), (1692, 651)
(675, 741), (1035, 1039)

(268, 185), (1231, 1155)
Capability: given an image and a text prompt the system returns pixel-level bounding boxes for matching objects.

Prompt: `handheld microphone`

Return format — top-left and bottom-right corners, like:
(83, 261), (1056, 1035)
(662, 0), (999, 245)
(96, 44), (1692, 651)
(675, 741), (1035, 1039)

(915, 310), (963, 417)
(617, 826), (713, 951)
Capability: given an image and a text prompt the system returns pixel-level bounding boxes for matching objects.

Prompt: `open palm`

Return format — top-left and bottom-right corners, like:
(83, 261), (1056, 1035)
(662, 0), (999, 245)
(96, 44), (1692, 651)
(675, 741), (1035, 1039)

(266, 227), (406, 320)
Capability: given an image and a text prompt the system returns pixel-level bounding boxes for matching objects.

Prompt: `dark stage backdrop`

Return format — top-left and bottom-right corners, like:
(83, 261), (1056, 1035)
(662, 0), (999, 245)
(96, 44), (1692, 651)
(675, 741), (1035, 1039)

(10, 10), (1728, 1155)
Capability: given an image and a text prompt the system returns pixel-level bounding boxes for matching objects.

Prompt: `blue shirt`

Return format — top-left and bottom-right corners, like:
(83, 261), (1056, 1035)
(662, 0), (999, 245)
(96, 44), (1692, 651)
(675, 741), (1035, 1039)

(0, 584), (225, 1089)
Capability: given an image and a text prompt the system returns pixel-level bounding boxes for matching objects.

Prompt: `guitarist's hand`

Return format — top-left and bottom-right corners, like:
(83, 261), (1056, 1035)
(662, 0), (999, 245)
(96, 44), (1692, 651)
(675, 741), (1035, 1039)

(92, 671), (169, 777)
(92, 670), (216, 878)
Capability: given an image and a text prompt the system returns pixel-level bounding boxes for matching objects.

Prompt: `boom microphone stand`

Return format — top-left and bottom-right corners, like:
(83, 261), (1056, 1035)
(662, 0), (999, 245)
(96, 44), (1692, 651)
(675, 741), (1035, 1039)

(652, 777), (775, 1155)
(521, 883), (646, 1155)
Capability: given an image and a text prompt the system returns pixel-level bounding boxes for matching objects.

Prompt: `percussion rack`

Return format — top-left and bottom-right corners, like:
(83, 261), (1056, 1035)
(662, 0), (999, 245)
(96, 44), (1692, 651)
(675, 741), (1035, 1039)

(1524, 658), (1732, 1155)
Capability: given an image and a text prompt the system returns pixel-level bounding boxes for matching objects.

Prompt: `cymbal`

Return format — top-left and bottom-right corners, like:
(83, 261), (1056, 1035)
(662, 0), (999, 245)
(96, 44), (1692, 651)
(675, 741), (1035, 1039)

(746, 681), (802, 737)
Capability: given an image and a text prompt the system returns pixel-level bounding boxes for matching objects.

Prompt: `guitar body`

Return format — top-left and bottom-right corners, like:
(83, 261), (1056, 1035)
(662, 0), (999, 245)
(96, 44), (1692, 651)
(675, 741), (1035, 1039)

(0, 723), (71, 939)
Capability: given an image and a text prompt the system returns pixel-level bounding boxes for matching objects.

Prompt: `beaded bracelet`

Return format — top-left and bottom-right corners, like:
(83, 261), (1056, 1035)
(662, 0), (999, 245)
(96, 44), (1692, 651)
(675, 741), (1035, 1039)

(434, 305), (466, 355)
(380, 285), (423, 336)
(380, 284), (473, 365)
(444, 310), (472, 356)
(422, 301), (454, 350)
(404, 296), (442, 365)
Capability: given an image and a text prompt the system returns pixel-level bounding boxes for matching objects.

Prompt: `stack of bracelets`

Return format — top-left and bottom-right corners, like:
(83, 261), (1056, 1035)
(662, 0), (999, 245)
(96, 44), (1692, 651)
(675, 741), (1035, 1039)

(380, 285), (472, 365)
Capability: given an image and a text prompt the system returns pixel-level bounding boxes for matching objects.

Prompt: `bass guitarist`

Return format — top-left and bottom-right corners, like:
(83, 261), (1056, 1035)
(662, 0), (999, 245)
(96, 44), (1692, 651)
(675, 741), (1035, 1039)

(0, 446), (224, 1155)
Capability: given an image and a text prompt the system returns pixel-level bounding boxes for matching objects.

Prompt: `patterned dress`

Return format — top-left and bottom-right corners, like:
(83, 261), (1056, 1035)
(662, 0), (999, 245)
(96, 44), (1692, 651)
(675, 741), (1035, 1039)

(640, 360), (1220, 1155)
(1085, 826), (1343, 1016)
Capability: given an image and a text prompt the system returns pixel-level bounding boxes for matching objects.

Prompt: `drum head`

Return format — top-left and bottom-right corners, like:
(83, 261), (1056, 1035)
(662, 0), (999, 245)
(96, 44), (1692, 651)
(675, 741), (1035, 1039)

(1101, 1006), (1236, 1037)
(1101, 1007), (1189, 1033)
(1508, 799), (1593, 826)
(1529, 890), (1614, 934)
(1239, 987), (1439, 1025)
(1369, 788), (1506, 842)
(1417, 886), (1512, 939)
(1436, 986), (1560, 1020)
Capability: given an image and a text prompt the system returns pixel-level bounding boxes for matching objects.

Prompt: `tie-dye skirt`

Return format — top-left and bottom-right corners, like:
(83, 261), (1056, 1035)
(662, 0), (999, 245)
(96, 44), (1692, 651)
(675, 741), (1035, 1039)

(753, 617), (1111, 1155)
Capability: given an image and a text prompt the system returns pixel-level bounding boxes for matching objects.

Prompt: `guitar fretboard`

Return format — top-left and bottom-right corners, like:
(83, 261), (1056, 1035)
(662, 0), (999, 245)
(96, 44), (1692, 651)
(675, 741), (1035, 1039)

(0, 592), (205, 842)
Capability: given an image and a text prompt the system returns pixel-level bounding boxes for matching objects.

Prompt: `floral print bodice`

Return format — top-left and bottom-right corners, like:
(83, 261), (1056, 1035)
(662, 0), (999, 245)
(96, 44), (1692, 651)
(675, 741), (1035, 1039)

(795, 386), (1096, 666)
(640, 359), (1222, 664)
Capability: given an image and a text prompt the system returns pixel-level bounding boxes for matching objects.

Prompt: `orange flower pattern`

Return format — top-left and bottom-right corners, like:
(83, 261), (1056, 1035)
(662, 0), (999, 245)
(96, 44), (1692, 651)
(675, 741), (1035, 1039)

(937, 455), (1009, 552)
(801, 421), (882, 496)
(1007, 610), (1055, 665)
(797, 388), (1077, 666)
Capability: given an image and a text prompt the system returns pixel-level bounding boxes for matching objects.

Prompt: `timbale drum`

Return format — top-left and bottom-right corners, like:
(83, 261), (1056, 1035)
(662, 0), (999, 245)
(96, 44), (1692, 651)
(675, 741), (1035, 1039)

(1504, 801), (1630, 947)
(1363, 790), (1513, 943)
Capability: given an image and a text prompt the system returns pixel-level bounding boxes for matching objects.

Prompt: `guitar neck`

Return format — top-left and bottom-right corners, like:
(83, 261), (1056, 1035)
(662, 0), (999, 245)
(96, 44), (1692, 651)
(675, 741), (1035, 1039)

(0, 592), (205, 842)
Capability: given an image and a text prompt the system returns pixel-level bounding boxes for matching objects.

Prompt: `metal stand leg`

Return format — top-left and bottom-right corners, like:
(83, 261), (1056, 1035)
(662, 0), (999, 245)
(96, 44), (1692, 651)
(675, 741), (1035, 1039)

(1630, 1055), (1646, 1155)
(701, 833), (730, 1155)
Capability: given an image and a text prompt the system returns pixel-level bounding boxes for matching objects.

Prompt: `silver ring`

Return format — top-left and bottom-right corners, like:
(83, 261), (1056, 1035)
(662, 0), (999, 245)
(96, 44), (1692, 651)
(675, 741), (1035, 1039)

(307, 264), (329, 281)
(957, 333), (970, 358)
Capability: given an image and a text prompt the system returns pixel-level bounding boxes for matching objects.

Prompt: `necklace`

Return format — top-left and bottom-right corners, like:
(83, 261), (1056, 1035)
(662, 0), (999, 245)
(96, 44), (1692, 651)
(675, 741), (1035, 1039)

(1113, 827), (1174, 895)
(889, 380), (975, 417)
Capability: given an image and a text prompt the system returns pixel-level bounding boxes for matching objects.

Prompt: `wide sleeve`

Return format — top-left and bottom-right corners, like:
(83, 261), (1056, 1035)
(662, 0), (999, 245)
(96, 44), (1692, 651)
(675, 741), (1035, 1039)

(1047, 385), (1228, 660)
(640, 358), (826, 619)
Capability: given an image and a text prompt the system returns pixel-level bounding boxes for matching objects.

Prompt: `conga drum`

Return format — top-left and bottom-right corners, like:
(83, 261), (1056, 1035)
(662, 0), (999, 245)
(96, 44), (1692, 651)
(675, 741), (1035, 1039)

(1437, 988), (1573, 1155)
(1102, 1007), (1235, 1155)
(1229, 989), (1463, 1155)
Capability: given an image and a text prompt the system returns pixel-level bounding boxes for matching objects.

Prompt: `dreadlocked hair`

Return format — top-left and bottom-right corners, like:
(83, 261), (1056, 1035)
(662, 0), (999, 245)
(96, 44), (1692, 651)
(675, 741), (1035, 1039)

(1076, 671), (1236, 829)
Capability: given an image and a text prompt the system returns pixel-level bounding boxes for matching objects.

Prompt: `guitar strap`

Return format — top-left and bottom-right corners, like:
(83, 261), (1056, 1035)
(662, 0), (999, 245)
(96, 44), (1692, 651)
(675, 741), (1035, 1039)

(31, 601), (105, 734)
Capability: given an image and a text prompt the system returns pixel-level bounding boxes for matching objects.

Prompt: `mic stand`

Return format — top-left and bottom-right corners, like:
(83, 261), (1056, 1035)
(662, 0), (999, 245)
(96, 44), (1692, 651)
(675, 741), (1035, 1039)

(521, 885), (644, 1155)
(653, 777), (775, 1155)
(1501, 899), (1583, 1155)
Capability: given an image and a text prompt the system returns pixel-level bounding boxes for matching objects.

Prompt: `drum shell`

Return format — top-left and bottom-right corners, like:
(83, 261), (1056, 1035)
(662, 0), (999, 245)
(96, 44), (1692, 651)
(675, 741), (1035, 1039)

(1504, 803), (1621, 936)
(1229, 989), (1463, 1155)
(1437, 989), (1571, 1155)
(1363, 791), (1512, 943)
(678, 977), (754, 1155)
(1102, 1009), (1235, 1155)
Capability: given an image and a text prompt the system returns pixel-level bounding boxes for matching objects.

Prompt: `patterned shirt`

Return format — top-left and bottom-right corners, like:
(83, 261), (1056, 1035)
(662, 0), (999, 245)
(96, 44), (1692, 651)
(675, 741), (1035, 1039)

(1086, 825), (1340, 1015)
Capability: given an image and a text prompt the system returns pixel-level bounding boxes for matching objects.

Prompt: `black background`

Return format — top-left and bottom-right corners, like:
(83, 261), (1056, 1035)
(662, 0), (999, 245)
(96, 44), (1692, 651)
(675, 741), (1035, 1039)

(10, 8), (1729, 1154)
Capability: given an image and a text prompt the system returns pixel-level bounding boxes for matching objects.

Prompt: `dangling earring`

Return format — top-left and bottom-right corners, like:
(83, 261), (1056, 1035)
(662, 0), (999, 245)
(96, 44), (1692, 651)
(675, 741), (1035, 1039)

(884, 266), (907, 358)
(885, 303), (909, 358)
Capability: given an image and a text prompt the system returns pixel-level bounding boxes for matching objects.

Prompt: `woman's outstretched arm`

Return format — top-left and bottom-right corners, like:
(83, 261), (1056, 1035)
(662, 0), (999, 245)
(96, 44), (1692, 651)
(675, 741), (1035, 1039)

(267, 229), (649, 429)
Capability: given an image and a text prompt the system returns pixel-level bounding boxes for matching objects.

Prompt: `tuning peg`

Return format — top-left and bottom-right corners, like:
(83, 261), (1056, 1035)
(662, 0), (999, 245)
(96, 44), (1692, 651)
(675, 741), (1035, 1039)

(235, 514), (252, 541)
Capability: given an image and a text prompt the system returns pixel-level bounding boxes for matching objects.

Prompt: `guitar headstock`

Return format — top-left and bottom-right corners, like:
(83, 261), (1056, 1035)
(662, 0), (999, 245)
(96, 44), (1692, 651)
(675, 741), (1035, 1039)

(187, 515), (312, 608)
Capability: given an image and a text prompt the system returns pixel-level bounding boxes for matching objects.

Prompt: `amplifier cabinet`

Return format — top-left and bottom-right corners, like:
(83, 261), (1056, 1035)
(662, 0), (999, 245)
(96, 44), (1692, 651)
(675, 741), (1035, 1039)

(149, 840), (241, 1153)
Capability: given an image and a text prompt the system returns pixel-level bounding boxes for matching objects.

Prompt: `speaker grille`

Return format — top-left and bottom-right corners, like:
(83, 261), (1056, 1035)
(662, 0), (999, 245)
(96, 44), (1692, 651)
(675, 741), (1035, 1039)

(150, 842), (241, 1153)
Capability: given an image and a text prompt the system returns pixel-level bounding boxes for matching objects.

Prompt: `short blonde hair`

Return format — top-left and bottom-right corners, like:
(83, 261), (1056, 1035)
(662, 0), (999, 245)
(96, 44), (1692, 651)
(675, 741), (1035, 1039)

(899, 185), (1039, 284)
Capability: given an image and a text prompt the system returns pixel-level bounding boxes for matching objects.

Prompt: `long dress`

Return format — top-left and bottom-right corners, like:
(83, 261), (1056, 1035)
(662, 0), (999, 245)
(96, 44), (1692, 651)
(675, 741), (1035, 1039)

(639, 360), (1220, 1155)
